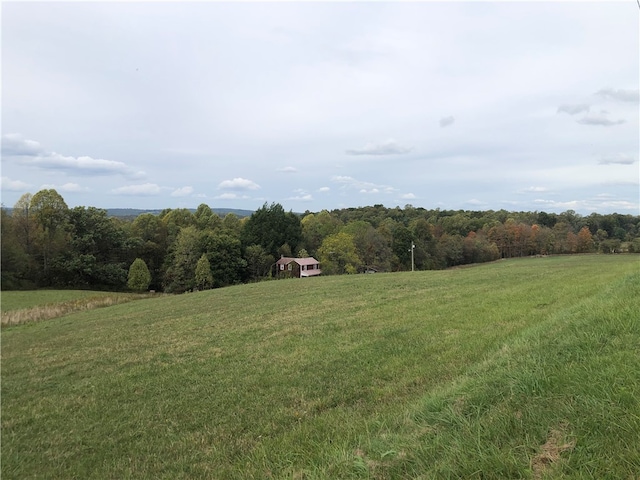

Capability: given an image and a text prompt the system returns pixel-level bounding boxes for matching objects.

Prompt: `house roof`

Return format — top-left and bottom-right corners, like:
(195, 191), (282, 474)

(276, 256), (320, 266)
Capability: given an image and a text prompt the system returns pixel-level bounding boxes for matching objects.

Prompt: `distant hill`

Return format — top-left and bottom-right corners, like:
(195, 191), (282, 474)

(105, 208), (254, 219)
(1, 207), (255, 219)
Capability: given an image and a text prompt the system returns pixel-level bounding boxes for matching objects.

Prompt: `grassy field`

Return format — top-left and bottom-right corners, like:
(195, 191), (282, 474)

(2, 255), (639, 479)
(1, 290), (153, 326)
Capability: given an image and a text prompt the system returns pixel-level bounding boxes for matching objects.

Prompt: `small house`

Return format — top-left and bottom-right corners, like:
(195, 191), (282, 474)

(275, 256), (322, 278)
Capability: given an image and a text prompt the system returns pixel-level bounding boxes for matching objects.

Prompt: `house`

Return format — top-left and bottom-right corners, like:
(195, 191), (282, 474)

(275, 256), (322, 278)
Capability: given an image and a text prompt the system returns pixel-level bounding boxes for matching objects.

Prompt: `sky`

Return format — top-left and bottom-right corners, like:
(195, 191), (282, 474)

(1, 1), (639, 215)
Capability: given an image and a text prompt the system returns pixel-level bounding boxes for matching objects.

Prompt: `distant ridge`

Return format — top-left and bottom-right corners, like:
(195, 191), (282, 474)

(1, 207), (255, 218)
(105, 208), (254, 219)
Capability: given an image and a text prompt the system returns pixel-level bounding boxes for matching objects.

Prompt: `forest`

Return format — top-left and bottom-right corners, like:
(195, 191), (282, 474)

(2, 189), (639, 292)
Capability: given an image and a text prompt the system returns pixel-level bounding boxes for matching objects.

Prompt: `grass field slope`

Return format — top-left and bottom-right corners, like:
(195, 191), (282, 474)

(2, 255), (639, 479)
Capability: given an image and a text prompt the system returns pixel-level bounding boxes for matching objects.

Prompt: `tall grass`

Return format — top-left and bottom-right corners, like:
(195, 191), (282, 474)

(2, 255), (638, 479)
(1, 289), (123, 311)
(1, 291), (155, 327)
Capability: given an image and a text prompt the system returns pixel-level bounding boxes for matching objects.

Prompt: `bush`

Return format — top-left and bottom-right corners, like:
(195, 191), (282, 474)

(127, 258), (151, 292)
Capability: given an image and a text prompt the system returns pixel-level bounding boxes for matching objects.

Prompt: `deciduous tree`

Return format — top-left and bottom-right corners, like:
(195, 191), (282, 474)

(437, 233), (465, 267)
(1, 208), (31, 288)
(194, 203), (222, 231)
(576, 226), (594, 253)
(12, 193), (36, 255)
(391, 223), (413, 270)
(57, 206), (128, 287)
(131, 213), (169, 290)
(201, 230), (247, 287)
(30, 189), (70, 284)
(343, 221), (392, 272)
(244, 244), (275, 281)
(163, 226), (201, 293)
(317, 232), (361, 274)
(300, 210), (342, 256)
(195, 254), (214, 290)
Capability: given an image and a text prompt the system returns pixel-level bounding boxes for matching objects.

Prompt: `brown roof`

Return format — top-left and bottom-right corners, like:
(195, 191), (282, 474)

(276, 256), (320, 266)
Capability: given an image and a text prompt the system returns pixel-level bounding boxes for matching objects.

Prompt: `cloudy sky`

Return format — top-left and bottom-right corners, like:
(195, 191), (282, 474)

(2, 1), (639, 215)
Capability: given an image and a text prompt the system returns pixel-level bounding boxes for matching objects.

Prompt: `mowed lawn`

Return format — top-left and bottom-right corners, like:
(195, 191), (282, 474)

(2, 255), (639, 479)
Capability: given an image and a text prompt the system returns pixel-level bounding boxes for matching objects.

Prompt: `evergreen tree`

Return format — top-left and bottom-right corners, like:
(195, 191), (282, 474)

(241, 202), (302, 259)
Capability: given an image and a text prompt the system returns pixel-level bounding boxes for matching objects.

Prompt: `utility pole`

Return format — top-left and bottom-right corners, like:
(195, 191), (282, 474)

(411, 242), (415, 272)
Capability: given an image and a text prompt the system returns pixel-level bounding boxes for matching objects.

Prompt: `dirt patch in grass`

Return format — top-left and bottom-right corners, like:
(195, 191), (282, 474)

(532, 423), (576, 479)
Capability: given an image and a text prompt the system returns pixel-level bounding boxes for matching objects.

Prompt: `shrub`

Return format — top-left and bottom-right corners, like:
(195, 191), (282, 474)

(127, 258), (151, 292)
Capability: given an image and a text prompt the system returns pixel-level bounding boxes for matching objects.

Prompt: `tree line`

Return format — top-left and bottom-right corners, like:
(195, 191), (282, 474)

(2, 190), (639, 292)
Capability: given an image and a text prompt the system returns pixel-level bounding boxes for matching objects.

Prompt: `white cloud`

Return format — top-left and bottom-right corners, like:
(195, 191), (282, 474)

(40, 182), (90, 193)
(214, 193), (250, 200)
(557, 104), (590, 115)
(598, 153), (637, 165)
(576, 113), (625, 126)
(466, 199), (487, 206)
(171, 186), (194, 197)
(520, 186), (549, 193)
(36, 153), (146, 178)
(287, 188), (313, 201)
(1, 133), (45, 156)
(218, 177), (261, 190)
(346, 139), (412, 156)
(597, 199), (637, 210)
(439, 116), (455, 128)
(535, 198), (639, 212)
(399, 193), (417, 200)
(600, 179), (639, 187)
(278, 166), (298, 173)
(317, 187), (330, 193)
(1, 134), (145, 179)
(111, 183), (162, 196)
(332, 175), (395, 194)
(595, 87), (640, 103)
(1, 176), (32, 191)
(286, 193), (313, 201)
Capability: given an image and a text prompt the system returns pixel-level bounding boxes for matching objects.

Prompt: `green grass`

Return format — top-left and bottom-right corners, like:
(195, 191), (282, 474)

(2, 255), (639, 479)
